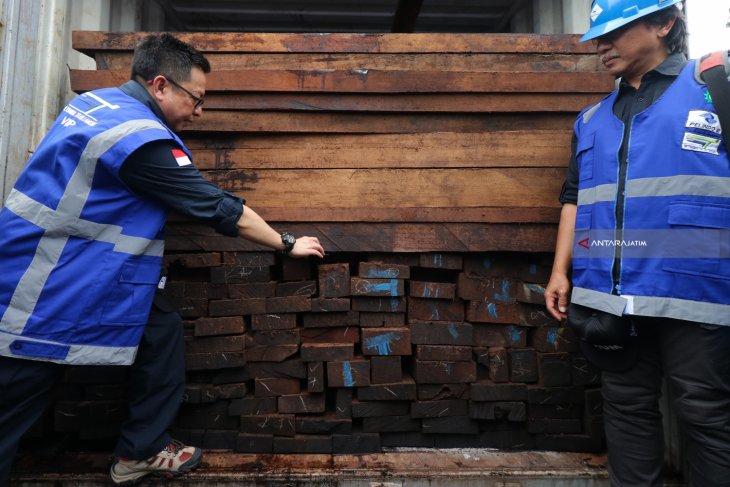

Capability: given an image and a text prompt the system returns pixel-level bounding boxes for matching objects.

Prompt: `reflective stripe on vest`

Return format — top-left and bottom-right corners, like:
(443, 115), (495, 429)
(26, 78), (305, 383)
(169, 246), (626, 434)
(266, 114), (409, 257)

(0, 333), (136, 365)
(572, 286), (730, 326)
(577, 175), (730, 206)
(0, 119), (166, 336)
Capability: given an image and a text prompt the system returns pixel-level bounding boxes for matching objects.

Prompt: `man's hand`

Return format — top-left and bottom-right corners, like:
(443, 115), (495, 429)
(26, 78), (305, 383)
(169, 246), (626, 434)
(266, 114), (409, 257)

(290, 236), (325, 259)
(545, 272), (571, 321)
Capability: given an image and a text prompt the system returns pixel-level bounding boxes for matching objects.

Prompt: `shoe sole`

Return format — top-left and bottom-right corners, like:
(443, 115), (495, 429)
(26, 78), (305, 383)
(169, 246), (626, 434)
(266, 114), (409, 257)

(110, 450), (202, 486)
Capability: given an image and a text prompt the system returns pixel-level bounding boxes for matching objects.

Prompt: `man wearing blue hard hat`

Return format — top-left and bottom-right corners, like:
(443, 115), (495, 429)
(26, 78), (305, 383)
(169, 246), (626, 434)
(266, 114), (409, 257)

(545, 0), (730, 485)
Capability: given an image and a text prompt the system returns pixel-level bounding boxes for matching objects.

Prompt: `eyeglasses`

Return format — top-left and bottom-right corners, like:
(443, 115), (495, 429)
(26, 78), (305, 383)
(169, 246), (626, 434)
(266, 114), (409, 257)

(166, 77), (204, 110)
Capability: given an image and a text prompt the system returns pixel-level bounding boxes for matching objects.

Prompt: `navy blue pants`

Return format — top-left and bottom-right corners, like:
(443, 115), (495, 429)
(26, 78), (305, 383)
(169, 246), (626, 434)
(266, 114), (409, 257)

(602, 317), (730, 487)
(0, 298), (185, 486)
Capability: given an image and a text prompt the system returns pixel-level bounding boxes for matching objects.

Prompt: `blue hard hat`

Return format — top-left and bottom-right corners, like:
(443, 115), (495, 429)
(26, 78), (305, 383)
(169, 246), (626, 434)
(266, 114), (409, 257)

(580, 0), (683, 42)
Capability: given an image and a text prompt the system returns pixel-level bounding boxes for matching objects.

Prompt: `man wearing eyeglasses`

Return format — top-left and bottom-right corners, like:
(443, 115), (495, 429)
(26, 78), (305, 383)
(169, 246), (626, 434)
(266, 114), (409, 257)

(0, 33), (325, 486)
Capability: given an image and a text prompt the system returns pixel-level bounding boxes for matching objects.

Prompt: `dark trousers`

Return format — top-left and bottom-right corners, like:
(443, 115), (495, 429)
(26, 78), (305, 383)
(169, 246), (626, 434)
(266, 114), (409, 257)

(602, 317), (730, 487)
(0, 300), (185, 486)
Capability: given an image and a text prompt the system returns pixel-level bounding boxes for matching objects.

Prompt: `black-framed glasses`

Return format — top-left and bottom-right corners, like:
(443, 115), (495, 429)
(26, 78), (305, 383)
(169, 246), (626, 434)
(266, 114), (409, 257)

(166, 77), (204, 110)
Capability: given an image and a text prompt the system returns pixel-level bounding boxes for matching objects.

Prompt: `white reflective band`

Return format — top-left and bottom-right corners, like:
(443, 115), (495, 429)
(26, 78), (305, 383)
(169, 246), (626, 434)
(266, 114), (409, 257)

(578, 183), (617, 206)
(627, 175), (730, 199)
(0, 331), (138, 365)
(572, 287), (730, 326)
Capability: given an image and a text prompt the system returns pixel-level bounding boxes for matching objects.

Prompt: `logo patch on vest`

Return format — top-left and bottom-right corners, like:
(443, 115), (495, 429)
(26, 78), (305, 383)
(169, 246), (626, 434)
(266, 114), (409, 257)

(171, 149), (192, 166)
(681, 132), (721, 155)
(685, 110), (722, 135)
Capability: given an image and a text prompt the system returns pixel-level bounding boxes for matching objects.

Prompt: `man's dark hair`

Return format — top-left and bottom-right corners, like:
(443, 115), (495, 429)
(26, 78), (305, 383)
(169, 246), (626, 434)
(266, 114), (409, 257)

(130, 33), (210, 82)
(643, 6), (688, 55)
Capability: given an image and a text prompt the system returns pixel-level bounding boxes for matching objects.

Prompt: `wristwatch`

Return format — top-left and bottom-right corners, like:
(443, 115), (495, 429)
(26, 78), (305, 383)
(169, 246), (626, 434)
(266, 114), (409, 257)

(280, 232), (296, 254)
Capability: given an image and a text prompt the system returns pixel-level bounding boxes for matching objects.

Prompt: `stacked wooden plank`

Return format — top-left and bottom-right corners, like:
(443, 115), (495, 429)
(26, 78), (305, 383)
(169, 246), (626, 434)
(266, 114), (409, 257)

(39, 32), (613, 453)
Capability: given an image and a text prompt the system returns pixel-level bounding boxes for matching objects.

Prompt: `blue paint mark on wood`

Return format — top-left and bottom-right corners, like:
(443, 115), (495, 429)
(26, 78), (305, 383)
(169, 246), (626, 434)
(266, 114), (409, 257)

(529, 264), (537, 274)
(430, 302), (441, 321)
(487, 302), (498, 318)
(367, 269), (399, 278)
(447, 323), (459, 338)
(363, 279), (399, 296)
(364, 332), (399, 355)
(547, 327), (558, 347)
(526, 283), (545, 295)
(342, 362), (354, 387)
(434, 254), (443, 267)
(390, 298), (400, 312)
(509, 326), (522, 343)
(494, 278), (512, 302)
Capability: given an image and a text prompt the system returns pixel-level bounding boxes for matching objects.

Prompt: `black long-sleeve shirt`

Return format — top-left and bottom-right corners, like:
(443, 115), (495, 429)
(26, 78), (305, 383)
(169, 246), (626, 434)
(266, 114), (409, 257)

(118, 80), (244, 237)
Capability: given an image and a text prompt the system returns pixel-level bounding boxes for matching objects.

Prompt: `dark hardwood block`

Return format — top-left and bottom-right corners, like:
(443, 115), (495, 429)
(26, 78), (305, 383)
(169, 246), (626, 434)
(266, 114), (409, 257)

(249, 329), (300, 347)
(528, 418), (582, 434)
(318, 263), (350, 298)
(311, 298), (351, 312)
(362, 415), (420, 433)
(327, 360), (370, 387)
(185, 351), (247, 370)
(469, 401), (526, 421)
(236, 433), (273, 453)
(282, 256), (312, 281)
(409, 281), (456, 300)
(473, 324), (526, 348)
(457, 275), (518, 302)
(351, 277), (405, 297)
(177, 402), (239, 430)
(538, 352), (572, 387)
(409, 298), (465, 322)
(413, 360), (476, 384)
(251, 313), (297, 330)
(351, 400), (409, 418)
(466, 300), (520, 323)
(223, 252), (276, 267)
(300, 326), (360, 344)
(193, 316), (245, 337)
(359, 261), (410, 279)
(381, 432), (434, 447)
(247, 360), (307, 379)
(209, 298), (266, 317)
(360, 312), (406, 327)
(243, 341), (298, 362)
(370, 356), (403, 384)
(307, 362), (325, 392)
(275, 280), (317, 297)
(266, 295), (311, 313)
(301, 343), (354, 362)
(516, 282), (547, 305)
(519, 303), (558, 327)
(278, 392), (326, 414)
(531, 325), (580, 353)
(416, 345), (470, 361)
(527, 386), (585, 405)
(356, 378), (417, 401)
(210, 266), (271, 284)
(303, 311), (360, 328)
(411, 399), (468, 418)
(572, 356), (601, 386)
(422, 416), (479, 434)
(254, 377), (301, 397)
(470, 381), (527, 402)
(240, 414), (295, 437)
(296, 414), (352, 434)
(508, 348), (538, 383)
(351, 297), (406, 313)
(228, 282), (276, 299)
(229, 396), (277, 416)
(335, 388), (353, 419)
(419, 253), (463, 270)
(361, 327), (411, 356)
(409, 321), (473, 346)
(202, 430), (238, 449)
(417, 383), (470, 401)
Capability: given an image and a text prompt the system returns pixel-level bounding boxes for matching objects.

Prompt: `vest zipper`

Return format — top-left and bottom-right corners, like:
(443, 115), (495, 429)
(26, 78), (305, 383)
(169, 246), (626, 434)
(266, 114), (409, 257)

(612, 117), (633, 295)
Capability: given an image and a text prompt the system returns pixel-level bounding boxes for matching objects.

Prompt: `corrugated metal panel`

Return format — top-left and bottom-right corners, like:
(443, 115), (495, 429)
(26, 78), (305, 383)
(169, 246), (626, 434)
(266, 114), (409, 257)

(153, 0), (524, 33)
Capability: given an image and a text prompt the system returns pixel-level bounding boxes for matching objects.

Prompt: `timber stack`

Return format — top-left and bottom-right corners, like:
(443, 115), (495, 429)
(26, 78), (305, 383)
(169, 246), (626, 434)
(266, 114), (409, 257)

(40, 32), (612, 454)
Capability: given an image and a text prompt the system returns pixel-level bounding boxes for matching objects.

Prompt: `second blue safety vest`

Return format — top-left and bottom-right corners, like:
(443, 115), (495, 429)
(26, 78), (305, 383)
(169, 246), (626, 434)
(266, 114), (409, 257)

(0, 87), (191, 365)
(571, 59), (730, 326)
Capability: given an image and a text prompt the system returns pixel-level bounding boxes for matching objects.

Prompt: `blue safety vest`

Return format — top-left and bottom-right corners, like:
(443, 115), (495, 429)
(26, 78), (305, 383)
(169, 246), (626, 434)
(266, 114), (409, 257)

(0, 87), (190, 365)
(571, 59), (730, 326)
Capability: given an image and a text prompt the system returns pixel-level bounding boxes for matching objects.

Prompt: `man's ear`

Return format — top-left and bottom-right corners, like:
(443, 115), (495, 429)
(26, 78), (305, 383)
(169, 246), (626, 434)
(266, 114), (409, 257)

(657, 13), (677, 38)
(149, 75), (168, 103)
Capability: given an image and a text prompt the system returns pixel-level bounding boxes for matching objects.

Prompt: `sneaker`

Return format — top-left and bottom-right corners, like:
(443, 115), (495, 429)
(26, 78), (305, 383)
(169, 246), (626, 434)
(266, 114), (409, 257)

(110, 440), (202, 485)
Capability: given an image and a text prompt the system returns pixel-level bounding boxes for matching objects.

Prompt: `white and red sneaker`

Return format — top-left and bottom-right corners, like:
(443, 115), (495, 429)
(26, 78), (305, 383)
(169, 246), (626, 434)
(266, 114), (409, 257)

(110, 440), (202, 485)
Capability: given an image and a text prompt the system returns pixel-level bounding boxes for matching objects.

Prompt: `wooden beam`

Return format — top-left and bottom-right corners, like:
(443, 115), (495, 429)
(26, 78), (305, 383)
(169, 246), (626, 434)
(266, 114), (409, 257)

(70, 69), (613, 94)
(72, 31), (596, 55)
(164, 222), (559, 253)
(392, 0), (424, 33)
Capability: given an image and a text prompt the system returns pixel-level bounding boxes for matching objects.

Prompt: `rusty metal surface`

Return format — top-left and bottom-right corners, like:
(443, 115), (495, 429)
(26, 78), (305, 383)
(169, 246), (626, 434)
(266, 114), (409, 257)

(9, 449), (615, 486)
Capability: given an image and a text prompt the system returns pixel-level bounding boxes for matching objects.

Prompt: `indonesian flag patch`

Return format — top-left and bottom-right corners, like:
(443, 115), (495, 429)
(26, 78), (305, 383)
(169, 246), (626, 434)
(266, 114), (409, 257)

(171, 149), (192, 166)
